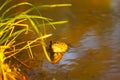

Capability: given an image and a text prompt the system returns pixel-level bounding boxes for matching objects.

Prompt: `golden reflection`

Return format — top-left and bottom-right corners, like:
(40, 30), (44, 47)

(46, 0), (112, 46)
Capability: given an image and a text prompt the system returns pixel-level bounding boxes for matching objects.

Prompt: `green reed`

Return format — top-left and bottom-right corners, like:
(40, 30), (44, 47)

(0, 0), (71, 79)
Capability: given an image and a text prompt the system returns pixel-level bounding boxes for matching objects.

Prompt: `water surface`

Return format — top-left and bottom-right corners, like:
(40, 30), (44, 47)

(27, 0), (120, 80)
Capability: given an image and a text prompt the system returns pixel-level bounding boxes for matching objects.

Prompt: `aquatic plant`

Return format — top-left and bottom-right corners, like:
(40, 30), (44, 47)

(0, 0), (71, 79)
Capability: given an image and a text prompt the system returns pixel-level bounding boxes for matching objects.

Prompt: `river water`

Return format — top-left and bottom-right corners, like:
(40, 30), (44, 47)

(27, 0), (120, 80)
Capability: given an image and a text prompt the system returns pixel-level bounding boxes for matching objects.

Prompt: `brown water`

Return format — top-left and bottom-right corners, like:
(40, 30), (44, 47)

(1, 0), (120, 80)
(26, 0), (120, 80)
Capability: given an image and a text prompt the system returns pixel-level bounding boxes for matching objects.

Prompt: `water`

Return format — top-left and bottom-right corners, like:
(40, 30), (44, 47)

(1, 0), (120, 80)
(28, 0), (120, 80)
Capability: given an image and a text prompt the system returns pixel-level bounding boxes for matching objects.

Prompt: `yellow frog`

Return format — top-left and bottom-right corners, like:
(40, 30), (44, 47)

(49, 41), (68, 64)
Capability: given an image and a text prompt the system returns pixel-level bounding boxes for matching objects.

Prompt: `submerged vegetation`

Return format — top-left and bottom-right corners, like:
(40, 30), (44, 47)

(0, 0), (71, 80)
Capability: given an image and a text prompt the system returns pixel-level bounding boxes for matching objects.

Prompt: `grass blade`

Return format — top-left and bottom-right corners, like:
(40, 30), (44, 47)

(0, 0), (12, 12)
(1, 2), (33, 18)
(40, 4), (72, 8)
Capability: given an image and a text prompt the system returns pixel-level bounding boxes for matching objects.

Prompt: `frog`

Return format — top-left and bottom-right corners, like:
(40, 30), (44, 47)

(49, 41), (68, 64)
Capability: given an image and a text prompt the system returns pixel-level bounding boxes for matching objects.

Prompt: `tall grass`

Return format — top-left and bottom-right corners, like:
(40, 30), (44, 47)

(0, 0), (71, 79)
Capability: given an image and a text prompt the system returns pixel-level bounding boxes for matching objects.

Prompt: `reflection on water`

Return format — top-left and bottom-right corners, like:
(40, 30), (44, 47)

(25, 0), (120, 80)
(26, 0), (120, 80)
(1, 0), (120, 80)
(19, 0), (120, 80)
